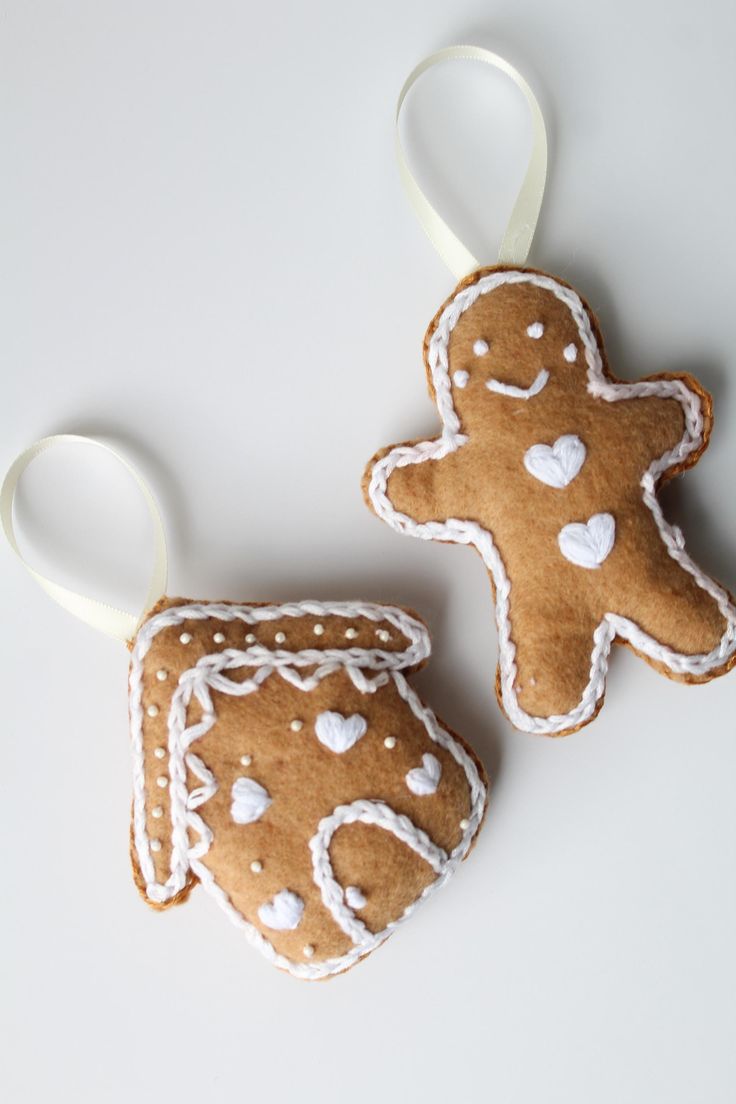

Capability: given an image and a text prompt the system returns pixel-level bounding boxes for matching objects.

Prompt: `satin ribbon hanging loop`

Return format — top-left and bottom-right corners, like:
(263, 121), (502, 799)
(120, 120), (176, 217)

(396, 45), (548, 279)
(0, 435), (168, 643)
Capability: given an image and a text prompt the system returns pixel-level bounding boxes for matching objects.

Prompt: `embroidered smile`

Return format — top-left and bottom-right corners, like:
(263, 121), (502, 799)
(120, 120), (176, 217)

(485, 368), (550, 399)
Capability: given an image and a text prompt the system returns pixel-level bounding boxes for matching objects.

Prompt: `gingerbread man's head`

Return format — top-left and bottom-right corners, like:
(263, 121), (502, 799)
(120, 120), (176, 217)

(425, 268), (600, 436)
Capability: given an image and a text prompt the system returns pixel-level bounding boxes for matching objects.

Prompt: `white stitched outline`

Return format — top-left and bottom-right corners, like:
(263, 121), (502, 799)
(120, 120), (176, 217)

(309, 800), (448, 945)
(367, 269), (736, 735)
(486, 367), (549, 399)
(128, 601), (486, 979)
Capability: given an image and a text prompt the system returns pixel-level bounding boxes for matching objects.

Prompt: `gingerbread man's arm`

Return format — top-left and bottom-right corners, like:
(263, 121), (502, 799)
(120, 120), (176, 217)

(599, 373), (713, 479)
(364, 442), (456, 527)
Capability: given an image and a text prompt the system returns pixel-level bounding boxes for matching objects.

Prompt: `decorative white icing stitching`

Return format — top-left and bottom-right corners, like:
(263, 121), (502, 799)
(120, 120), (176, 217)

(486, 367), (549, 399)
(128, 601), (486, 979)
(524, 434), (586, 489)
(345, 885), (367, 909)
(230, 777), (272, 824)
(405, 752), (442, 795)
(314, 711), (367, 754)
(558, 513), (616, 569)
(258, 890), (304, 931)
(367, 269), (736, 735)
(309, 800), (448, 945)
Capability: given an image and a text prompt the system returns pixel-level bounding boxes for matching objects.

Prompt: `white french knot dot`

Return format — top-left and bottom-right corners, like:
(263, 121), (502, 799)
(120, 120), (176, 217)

(146, 704), (159, 718)
(152, 806), (163, 819)
(150, 839), (162, 852)
(179, 632), (192, 645)
(453, 369), (469, 389)
(275, 631), (286, 644)
(384, 736), (397, 749)
(473, 339), (489, 356)
(526, 321), (544, 339)
(250, 860), (263, 874)
(156, 669), (167, 682)
(154, 747), (166, 760)
(563, 342), (578, 362)
(213, 631), (226, 644)
(313, 623), (325, 636)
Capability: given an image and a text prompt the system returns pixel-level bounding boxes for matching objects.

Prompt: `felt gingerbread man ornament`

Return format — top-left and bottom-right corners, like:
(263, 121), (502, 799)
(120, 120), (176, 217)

(364, 48), (736, 736)
(1, 436), (487, 979)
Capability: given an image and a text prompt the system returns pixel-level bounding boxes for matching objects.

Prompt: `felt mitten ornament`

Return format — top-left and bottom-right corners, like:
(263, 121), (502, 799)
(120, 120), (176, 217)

(2, 436), (487, 979)
(363, 47), (736, 737)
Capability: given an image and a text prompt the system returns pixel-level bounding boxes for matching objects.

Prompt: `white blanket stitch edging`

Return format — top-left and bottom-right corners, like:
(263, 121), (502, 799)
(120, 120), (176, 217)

(367, 270), (736, 735)
(128, 600), (486, 979)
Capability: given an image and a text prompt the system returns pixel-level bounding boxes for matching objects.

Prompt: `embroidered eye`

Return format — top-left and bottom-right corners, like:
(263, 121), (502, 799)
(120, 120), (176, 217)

(563, 342), (577, 362)
(526, 322), (544, 339)
(472, 339), (489, 356)
(453, 370), (469, 389)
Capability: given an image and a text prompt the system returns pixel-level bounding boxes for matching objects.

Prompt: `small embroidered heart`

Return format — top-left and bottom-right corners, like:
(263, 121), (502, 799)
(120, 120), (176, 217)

(524, 434), (586, 489)
(230, 777), (272, 824)
(345, 885), (367, 910)
(405, 753), (442, 796)
(315, 711), (367, 754)
(558, 513), (616, 569)
(257, 889), (304, 931)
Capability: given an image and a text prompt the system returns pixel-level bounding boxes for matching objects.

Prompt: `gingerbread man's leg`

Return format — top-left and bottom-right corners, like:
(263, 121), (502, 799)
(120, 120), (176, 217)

(365, 442), (461, 529)
(498, 579), (610, 730)
(603, 506), (736, 679)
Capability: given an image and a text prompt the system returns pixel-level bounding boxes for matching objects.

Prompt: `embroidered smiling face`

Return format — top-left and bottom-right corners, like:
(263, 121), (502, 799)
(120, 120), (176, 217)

(436, 280), (586, 432)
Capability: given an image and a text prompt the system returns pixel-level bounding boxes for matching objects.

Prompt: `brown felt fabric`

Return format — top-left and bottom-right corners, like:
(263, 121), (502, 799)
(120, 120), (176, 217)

(363, 266), (734, 730)
(130, 597), (487, 972)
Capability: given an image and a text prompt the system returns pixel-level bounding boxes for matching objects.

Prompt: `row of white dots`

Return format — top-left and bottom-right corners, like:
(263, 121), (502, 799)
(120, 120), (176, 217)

(175, 625), (393, 646)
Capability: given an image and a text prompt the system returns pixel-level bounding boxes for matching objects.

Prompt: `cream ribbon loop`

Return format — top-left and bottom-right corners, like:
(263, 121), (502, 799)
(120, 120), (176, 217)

(0, 435), (168, 643)
(396, 45), (548, 278)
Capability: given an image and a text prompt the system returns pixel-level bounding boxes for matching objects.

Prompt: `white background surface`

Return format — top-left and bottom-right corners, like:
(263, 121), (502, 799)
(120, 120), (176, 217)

(2, 2), (735, 1102)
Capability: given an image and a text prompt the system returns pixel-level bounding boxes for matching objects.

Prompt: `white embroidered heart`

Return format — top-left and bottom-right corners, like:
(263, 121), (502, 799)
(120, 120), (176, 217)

(230, 777), (272, 824)
(257, 889), (304, 931)
(558, 513), (616, 569)
(524, 434), (586, 489)
(315, 711), (367, 754)
(405, 753), (442, 796)
(345, 885), (367, 910)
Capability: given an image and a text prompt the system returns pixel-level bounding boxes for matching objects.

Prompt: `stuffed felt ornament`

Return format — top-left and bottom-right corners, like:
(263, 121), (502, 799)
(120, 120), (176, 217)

(1, 436), (487, 979)
(363, 46), (736, 737)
